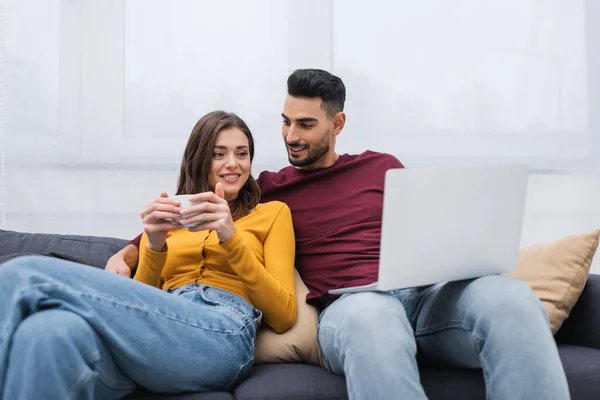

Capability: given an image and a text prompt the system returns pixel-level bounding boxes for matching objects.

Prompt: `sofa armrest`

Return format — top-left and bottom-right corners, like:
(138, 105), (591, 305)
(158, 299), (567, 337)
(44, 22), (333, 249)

(555, 273), (600, 349)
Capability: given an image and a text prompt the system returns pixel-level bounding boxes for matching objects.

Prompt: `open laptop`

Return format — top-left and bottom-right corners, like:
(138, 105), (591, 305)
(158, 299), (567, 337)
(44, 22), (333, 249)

(328, 164), (530, 295)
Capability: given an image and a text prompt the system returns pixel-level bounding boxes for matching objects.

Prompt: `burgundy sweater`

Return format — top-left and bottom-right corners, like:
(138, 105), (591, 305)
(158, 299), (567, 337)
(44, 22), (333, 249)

(129, 150), (403, 309)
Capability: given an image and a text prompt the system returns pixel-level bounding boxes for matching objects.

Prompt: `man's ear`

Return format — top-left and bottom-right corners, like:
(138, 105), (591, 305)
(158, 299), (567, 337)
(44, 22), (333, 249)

(332, 112), (346, 136)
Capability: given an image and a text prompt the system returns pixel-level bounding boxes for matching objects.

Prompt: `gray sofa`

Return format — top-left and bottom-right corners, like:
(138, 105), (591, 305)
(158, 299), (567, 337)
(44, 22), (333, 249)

(2, 229), (600, 399)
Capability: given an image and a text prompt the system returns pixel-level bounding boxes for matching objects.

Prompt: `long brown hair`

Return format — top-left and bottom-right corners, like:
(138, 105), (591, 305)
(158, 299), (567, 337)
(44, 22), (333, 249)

(176, 111), (261, 221)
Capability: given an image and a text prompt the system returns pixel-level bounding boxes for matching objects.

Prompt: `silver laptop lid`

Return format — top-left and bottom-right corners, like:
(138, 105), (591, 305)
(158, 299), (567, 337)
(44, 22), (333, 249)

(377, 164), (530, 291)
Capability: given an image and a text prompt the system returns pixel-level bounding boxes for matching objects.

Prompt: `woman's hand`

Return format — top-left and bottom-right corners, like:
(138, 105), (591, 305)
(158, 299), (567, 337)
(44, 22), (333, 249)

(141, 192), (183, 251)
(180, 183), (236, 242)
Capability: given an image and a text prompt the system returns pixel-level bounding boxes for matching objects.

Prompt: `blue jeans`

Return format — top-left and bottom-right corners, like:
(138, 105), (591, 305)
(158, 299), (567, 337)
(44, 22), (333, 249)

(318, 275), (570, 400)
(0, 255), (261, 399)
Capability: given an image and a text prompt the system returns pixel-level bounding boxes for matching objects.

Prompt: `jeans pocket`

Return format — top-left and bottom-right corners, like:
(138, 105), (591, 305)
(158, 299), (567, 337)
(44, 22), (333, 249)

(167, 284), (200, 296)
(252, 308), (263, 330)
(198, 287), (254, 327)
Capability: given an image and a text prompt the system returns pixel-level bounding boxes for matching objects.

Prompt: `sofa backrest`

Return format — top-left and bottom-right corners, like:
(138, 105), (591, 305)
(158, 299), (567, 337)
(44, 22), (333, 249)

(0, 229), (129, 268)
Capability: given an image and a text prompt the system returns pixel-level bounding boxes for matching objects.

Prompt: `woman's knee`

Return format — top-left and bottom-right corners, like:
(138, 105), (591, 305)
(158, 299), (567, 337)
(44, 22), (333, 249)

(0, 255), (52, 280)
(13, 309), (98, 358)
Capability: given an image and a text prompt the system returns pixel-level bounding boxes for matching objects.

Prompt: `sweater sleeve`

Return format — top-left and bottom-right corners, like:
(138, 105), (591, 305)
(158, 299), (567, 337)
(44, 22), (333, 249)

(133, 234), (168, 288)
(129, 233), (143, 248)
(385, 153), (405, 169)
(220, 204), (296, 333)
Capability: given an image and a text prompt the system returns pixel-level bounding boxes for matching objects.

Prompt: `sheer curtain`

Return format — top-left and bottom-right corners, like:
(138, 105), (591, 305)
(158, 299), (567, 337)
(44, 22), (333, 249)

(1, 0), (598, 245)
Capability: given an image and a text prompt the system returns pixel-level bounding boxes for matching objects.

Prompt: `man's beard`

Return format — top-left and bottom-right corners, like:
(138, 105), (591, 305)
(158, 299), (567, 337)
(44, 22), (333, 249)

(286, 128), (331, 168)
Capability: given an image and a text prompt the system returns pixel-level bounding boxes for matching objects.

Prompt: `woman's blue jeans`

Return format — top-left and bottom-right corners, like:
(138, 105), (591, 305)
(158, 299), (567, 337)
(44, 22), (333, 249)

(0, 255), (261, 399)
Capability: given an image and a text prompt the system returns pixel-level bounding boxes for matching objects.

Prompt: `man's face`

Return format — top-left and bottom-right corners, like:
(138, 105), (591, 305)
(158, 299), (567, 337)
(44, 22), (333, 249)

(281, 95), (334, 169)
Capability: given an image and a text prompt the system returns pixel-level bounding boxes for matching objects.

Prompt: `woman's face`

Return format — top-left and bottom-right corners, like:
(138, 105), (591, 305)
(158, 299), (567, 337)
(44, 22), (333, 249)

(208, 127), (251, 200)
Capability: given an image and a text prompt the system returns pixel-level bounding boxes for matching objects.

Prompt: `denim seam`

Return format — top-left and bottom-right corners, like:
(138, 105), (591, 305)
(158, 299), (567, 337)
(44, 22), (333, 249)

(85, 348), (135, 391)
(325, 324), (358, 399)
(415, 320), (492, 396)
(315, 326), (327, 369)
(470, 334), (492, 400)
(95, 373), (136, 391)
(224, 355), (252, 392)
(224, 342), (255, 392)
(68, 365), (94, 400)
(316, 325), (335, 372)
(17, 283), (245, 335)
(413, 320), (473, 337)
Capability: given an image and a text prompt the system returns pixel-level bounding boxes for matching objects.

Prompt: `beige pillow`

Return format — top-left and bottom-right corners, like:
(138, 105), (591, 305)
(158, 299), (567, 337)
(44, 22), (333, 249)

(508, 230), (600, 334)
(254, 269), (322, 366)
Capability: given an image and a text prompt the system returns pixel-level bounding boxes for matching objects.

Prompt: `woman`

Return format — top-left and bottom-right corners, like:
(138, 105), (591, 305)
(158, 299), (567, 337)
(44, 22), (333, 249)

(0, 111), (296, 399)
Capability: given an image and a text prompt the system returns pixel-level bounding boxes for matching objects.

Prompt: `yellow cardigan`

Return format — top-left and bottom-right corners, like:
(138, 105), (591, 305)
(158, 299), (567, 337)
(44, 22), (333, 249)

(135, 201), (296, 333)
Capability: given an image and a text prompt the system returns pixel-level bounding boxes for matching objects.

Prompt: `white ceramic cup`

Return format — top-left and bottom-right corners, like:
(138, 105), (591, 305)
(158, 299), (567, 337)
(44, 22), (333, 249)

(168, 194), (205, 228)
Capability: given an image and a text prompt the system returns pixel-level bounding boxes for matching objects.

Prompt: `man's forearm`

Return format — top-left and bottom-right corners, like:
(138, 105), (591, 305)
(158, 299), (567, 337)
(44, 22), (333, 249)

(110, 244), (140, 271)
(122, 244), (140, 270)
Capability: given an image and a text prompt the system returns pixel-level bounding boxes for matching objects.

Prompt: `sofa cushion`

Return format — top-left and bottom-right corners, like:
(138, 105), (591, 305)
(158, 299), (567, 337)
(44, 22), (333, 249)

(508, 230), (600, 333)
(233, 364), (346, 400)
(420, 344), (600, 400)
(555, 274), (600, 349)
(420, 367), (485, 400)
(254, 269), (322, 366)
(0, 229), (128, 268)
(126, 391), (233, 400)
(234, 344), (600, 400)
(558, 344), (600, 400)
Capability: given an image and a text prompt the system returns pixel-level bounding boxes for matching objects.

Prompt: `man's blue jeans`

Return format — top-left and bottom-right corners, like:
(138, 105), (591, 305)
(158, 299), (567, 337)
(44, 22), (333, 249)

(0, 255), (261, 399)
(318, 275), (570, 400)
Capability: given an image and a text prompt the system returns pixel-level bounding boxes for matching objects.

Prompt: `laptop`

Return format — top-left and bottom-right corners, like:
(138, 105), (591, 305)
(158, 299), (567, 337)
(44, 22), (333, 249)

(328, 164), (530, 295)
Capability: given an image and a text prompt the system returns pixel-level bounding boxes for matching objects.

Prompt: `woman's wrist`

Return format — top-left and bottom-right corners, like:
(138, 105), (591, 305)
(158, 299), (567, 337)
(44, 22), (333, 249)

(146, 240), (167, 253)
(217, 227), (236, 244)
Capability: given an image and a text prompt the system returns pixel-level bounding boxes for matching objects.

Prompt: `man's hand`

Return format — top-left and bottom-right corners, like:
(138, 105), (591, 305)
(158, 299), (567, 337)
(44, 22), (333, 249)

(181, 182), (236, 242)
(105, 260), (132, 277)
(105, 244), (140, 277)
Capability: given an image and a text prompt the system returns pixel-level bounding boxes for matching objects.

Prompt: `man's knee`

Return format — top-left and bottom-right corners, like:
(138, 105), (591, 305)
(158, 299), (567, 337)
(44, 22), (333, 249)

(324, 292), (409, 326)
(319, 292), (415, 348)
(477, 275), (543, 313)
(467, 275), (549, 334)
(318, 292), (419, 376)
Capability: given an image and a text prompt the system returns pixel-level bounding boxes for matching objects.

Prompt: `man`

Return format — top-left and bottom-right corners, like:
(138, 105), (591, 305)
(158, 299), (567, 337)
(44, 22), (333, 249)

(107, 69), (570, 399)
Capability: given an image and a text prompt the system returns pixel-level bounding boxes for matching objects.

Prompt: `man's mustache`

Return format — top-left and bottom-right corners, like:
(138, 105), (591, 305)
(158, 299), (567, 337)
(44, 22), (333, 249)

(286, 142), (308, 148)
